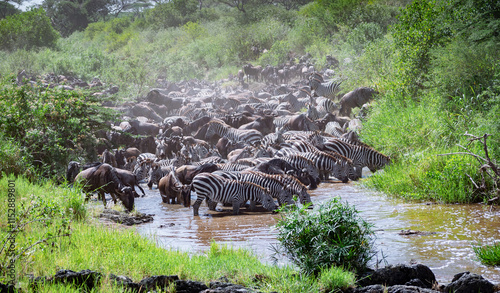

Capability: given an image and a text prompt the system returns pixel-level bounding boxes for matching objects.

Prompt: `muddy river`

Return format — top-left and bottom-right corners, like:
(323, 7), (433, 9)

(133, 175), (500, 284)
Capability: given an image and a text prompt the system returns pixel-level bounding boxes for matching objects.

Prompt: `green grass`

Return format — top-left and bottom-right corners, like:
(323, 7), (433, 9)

(473, 243), (500, 266)
(0, 175), (356, 292)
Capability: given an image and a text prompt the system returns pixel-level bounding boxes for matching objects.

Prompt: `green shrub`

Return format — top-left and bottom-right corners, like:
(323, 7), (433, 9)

(274, 198), (375, 275)
(473, 242), (500, 266)
(0, 76), (116, 179)
(0, 8), (59, 51)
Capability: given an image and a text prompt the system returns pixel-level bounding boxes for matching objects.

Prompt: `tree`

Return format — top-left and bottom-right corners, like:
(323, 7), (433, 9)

(43, 0), (111, 36)
(0, 8), (59, 50)
(0, 1), (21, 19)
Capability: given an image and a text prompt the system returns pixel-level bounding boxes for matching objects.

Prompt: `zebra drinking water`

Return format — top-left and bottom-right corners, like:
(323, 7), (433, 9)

(191, 173), (277, 216)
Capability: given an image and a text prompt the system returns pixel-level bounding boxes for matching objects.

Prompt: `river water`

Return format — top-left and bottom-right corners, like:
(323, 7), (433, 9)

(134, 175), (500, 285)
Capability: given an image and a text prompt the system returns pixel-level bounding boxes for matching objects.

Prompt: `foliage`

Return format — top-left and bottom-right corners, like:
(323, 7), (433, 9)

(0, 8), (59, 51)
(274, 199), (375, 275)
(0, 2), (20, 19)
(473, 242), (500, 266)
(0, 175), (85, 283)
(42, 0), (112, 37)
(0, 75), (116, 180)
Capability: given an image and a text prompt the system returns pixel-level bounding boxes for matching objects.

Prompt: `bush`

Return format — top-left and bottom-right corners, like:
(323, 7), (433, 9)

(0, 76), (116, 179)
(0, 8), (59, 51)
(274, 198), (375, 275)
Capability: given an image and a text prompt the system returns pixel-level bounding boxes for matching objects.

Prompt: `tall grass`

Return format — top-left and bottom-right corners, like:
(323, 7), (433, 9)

(473, 243), (500, 266)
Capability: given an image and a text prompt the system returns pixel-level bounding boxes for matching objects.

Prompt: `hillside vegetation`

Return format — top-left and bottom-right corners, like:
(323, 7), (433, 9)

(0, 0), (499, 201)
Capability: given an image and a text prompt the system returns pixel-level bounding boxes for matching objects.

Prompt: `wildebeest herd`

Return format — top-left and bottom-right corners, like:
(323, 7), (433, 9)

(68, 59), (389, 216)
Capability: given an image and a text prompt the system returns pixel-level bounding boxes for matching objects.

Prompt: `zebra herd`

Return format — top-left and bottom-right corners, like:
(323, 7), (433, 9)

(73, 66), (386, 216)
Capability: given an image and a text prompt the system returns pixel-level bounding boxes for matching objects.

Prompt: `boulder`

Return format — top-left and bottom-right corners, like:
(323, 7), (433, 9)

(443, 272), (495, 293)
(357, 264), (436, 289)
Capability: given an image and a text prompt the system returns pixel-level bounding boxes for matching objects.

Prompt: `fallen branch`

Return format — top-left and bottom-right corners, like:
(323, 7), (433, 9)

(438, 133), (499, 203)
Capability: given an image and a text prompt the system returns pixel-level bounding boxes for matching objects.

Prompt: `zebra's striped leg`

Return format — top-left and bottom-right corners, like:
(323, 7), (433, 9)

(355, 167), (363, 178)
(193, 197), (204, 216)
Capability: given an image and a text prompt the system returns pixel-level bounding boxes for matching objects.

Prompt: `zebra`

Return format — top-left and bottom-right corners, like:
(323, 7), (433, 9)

(309, 77), (342, 101)
(191, 173), (277, 216)
(277, 147), (353, 183)
(316, 97), (339, 115)
(205, 120), (263, 146)
(282, 140), (358, 181)
(274, 153), (321, 187)
(212, 170), (295, 206)
(132, 152), (158, 182)
(242, 170), (313, 206)
(321, 138), (391, 178)
(193, 156), (224, 166)
(282, 131), (325, 149)
(216, 163), (251, 172)
(324, 121), (345, 137)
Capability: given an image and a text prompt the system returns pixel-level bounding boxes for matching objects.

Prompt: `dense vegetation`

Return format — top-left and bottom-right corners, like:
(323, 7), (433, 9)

(1, 0), (500, 289)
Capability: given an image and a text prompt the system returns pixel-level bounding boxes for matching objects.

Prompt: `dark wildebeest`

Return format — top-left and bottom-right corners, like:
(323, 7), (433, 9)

(338, 87), (378, 117)
(282, 113), (319, 132)
(238, 115), (275, 136)
(128, 120), (160, 136)
(101, 149), (117, 167)
(74, 163), (135, 211)
(158, 171), (190, 205)
(115, 168), (146, 198)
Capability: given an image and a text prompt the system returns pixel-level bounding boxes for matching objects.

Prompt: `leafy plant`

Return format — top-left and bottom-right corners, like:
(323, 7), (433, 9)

(0, 8), (59, 51)
(0, 75), (117, 180)
(274, 198), (375, 275)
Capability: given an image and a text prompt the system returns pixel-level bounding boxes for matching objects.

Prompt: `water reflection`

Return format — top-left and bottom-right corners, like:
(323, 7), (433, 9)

(134, 181), (500, 284)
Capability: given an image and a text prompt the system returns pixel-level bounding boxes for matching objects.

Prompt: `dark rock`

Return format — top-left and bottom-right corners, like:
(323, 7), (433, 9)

(175, 280), (209, 293)
(444, 272), (495, 293)
(346, 284), (385, 293)
(387, 285), (439, 293)
(0, 282), (16, 293)
(100, 209), (154, 225)
(347, 285), (440, 293)
(137, 275), (179, 292)
(109, 274), (139, 291)
(52, 269), (102, 291)
(203, 282), (254, 293)
(404, 278), (427, 287)
(357, 264), (436, 289)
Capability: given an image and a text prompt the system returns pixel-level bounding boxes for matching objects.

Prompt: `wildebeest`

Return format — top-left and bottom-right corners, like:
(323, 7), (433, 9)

(338, 87), (378, 117)
(74, 163), (135, 211)
(115, 167), (146, 197)
(158, 171), (190, 206)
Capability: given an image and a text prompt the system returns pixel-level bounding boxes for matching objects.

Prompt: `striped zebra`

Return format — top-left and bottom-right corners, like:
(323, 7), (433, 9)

(309, 77), (342, 101)
(324, 121), (345, 137)
(216, 163), (251, 172)
(277, 147), (352, 183)
(133, 153), (157, 182)
(243, 170), (312, 206)
(205, 120), (263, 146)
(316, 97), (339, 115)
(321, 138), (391, 178)
(282, 131), (325, 149)
(212, 170), (295, 206)
(274, 153), (321, 186)
(193, 156), (224, 166)
(282, 140), (358, 181)
(191, 173), (277, 216)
